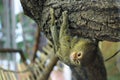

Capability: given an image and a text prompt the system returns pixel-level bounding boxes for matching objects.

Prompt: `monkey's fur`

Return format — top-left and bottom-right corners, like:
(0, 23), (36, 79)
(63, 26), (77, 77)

(50, 8), (107, 80)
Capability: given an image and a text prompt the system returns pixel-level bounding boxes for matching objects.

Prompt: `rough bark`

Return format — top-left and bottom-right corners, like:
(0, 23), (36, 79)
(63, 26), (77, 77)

(20, 0), (120, 42)
(20, 0), (120, 80)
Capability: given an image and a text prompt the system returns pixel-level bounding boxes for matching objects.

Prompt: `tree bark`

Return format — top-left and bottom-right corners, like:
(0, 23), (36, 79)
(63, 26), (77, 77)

(20, 0), (120, 80)
(20, 0), (120, 42)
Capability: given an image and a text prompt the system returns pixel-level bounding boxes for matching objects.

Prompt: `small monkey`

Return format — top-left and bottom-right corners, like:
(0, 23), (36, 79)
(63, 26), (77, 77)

(49, 8), (98, 66)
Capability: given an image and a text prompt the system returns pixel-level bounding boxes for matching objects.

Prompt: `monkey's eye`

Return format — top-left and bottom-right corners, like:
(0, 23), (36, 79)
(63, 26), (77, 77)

(77, 53), (81, 57)
(77, 52), (82, 59)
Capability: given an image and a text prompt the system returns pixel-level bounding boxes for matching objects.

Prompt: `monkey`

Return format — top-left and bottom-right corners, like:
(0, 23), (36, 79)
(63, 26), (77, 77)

(49, 7), (120, 66)
(49, 8), (107, 80)
(49, 8), (98, 66)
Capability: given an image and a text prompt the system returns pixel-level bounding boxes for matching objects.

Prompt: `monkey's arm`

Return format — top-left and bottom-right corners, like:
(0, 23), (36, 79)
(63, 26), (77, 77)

(50, 8), (58, 53)
(59, 11), (69, 39)
(57, 11), (71, 61)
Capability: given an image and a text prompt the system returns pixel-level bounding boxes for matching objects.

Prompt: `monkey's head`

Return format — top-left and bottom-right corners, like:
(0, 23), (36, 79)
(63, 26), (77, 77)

(70, 39), (97, 66)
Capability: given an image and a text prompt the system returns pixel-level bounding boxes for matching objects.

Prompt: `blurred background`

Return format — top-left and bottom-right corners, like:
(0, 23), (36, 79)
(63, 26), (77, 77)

(0, 0), (120, 80)
(0, 0), (36, 67)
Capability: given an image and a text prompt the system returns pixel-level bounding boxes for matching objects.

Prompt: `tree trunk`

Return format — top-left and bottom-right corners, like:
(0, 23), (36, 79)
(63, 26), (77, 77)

(20, 0), (120, 42)
(20, 0), (120, 80)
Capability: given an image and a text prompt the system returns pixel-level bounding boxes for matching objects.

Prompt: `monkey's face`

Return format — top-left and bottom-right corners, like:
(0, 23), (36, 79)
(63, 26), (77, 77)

(70, 51), (83, 65)
(69, 41), (97, 66)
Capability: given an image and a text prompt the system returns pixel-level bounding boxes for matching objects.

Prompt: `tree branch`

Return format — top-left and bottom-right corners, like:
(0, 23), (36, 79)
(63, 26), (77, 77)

(0, 48), (26, 63)
(38, 56), (58, 80)
(32, 26), (41, 62)
(105, 49), (120, 62)
(20, 0), (120, 42)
